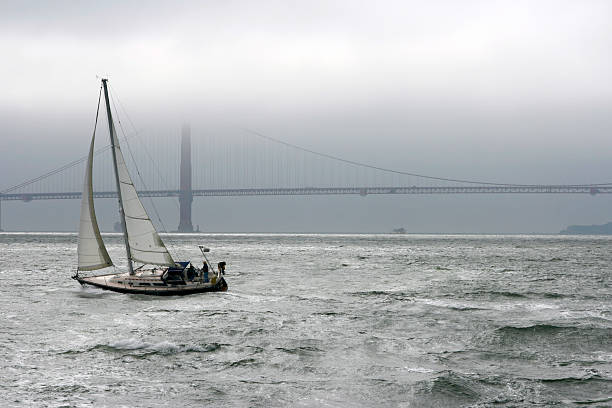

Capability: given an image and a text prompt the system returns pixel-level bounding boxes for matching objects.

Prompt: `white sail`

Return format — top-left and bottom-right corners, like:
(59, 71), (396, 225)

(111, 124), (176, 267)
(77, 132), (113, 271)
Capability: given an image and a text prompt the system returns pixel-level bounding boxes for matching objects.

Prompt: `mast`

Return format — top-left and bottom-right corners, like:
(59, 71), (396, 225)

(101, 79), (134, 275)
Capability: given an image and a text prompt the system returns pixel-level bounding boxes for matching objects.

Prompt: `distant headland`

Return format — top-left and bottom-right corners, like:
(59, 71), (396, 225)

(560, 222), (612, 235)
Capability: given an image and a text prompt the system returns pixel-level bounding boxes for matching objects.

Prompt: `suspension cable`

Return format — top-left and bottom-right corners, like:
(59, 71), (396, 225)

(4, 107), (611, 194)
(1, 132), (141, 194)
(243, 128), (612, 187)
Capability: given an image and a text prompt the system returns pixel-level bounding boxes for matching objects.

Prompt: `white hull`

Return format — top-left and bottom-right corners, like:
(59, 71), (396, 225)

(75, 270), (228, 296)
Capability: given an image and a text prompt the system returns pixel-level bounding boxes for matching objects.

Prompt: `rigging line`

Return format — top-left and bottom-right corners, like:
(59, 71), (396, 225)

(109, 84), (181, 211)
(108, 86), (173, 243)
(109, 85), (186, 260)
(242, 128), (612, 188)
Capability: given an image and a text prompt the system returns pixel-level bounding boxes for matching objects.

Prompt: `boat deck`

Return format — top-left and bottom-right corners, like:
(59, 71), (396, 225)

(76, 270), (227, 295)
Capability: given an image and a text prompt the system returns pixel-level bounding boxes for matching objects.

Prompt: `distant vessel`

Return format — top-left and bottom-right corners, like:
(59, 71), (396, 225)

(73, 79), (227, 295)
(392, 227), (406, 234)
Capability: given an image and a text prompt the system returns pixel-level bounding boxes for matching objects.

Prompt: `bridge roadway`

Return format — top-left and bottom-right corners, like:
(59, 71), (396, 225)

(1, 185), (609, 201)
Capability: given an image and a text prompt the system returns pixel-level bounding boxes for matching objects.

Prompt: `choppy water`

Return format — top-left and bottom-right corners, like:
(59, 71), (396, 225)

(0, 233), (610, 407)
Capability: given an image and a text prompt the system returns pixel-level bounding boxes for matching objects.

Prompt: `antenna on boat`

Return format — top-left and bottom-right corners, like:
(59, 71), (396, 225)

(198, 245), (213, 272)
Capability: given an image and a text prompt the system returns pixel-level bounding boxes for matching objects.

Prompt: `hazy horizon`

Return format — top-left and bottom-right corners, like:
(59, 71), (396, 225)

(2, 0), (611, 233)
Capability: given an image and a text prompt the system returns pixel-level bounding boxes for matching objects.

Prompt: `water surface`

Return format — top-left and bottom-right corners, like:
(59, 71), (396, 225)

(0, 233), (610, 407)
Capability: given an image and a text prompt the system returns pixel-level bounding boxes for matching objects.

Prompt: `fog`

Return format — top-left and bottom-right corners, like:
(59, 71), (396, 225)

(1, 0), (611, 232)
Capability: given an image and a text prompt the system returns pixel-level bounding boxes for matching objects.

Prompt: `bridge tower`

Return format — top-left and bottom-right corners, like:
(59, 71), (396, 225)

(177, 125), (194, 232)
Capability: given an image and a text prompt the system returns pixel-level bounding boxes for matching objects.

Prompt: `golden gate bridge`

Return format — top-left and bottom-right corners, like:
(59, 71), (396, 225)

(1, 126), (610, 231)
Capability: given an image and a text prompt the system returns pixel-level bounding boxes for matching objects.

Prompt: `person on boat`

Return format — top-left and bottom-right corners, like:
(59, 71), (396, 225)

(202, 261), (209, 283)
(218, 261), (226, 275)
(186, 264), (196, 281)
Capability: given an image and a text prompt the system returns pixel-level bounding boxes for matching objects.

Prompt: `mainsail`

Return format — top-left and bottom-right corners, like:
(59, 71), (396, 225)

(77, 129), (113, 271)
(109, 121), (176, 267)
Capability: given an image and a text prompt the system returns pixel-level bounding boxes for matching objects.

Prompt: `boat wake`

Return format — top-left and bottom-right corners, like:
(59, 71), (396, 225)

(72, 286), (113, 298)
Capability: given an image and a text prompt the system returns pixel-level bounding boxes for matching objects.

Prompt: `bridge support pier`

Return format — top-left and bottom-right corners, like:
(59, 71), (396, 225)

(177, 125), (194, 232)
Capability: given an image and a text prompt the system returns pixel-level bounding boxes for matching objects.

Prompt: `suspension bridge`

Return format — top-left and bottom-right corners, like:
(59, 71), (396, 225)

(1, 126), (610, 231)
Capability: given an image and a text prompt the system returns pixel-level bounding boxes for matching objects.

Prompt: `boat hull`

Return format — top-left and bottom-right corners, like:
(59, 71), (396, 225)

(75, 274), (228, 296)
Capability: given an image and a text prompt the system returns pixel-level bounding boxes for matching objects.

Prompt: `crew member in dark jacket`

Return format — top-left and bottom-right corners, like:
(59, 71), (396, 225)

(217, 261), (226, 275)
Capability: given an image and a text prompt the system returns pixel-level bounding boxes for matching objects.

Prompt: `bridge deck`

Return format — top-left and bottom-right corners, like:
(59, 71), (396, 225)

(1, 186), (609, 201)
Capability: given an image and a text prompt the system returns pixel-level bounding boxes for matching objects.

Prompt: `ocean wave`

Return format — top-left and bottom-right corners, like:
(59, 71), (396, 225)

(415, 371), (481, 404)
(38, 383), (92, 396)
(447, 305), (486, 311)
(541, 292), (565, 298)
(90, 338), (222, 355)
(465, 323), (612, 359)
(226, 357), (260, 367)
(558, 357), (612, 366)
(528, 277), (557, 282)
(462, 290), (527, 299)
(456, 290), (582, 300)
(416, 298), (487, 311)
(276, 345), (322, 355)
(349, 290), (415, 301)
(497, 324), (593, 334)
(313, 311), (345, 316)
(569, 396), (612, 405)
(493, 324), (612, 347)
(539, 374), (610, 385)
(350, 290), (389, 297)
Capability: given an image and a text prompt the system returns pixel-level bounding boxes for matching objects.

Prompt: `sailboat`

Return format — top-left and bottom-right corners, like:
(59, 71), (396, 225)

(73, 79), (228, 295)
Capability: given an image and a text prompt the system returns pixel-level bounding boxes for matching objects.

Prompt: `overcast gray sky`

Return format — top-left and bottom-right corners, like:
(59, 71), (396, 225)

(1, 0), (612, 232)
